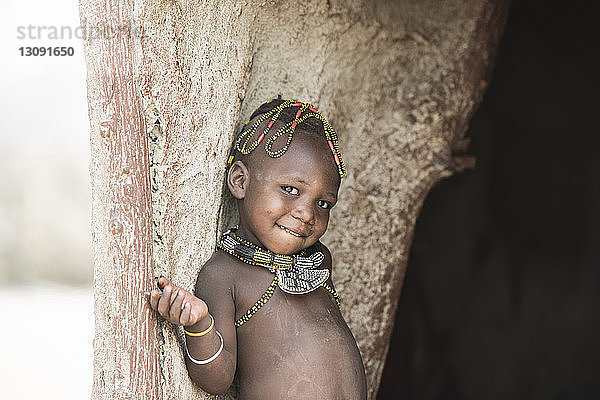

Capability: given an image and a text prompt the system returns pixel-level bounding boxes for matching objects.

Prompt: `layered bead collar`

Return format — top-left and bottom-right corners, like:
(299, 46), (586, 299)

(216, 227), (330, 295)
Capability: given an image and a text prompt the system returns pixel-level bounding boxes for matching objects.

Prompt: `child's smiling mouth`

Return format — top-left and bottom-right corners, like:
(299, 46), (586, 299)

(276, 223), (308, 238)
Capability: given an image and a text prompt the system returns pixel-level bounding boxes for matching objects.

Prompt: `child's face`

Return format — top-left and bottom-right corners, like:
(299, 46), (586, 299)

(230, 131), (341, 255)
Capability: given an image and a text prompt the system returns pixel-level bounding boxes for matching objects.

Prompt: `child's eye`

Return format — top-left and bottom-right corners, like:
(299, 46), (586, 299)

(282, 186), (299, 195)
(317, 200), (333, 210)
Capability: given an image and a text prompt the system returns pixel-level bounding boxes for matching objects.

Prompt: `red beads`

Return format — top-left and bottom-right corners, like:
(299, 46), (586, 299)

(232, 99), (347, 179)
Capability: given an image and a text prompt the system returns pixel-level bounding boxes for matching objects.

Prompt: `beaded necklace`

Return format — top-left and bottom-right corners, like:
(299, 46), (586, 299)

(216, 227), (341, 327)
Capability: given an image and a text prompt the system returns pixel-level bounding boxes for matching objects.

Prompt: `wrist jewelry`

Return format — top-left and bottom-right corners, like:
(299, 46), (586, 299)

(184, 330), (224, 365)
(184, 314), (214, 337)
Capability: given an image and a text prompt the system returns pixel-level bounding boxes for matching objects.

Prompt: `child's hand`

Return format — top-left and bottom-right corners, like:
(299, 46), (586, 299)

(149, 277), (209, 327)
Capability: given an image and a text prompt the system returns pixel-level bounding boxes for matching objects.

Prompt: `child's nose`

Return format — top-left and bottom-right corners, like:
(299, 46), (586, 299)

(291, 202), (315, 224)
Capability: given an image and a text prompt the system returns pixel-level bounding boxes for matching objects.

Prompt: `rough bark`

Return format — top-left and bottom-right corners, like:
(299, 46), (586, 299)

(80, 0), (161, 397)
(82, 1), (509, 399)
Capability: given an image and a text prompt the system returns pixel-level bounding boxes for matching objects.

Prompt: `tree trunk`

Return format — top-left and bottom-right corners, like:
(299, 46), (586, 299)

(81, 1), (509, 399)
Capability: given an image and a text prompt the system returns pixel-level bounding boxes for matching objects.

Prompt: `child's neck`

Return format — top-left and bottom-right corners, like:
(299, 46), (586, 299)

(216, 226), (336, 298)
(233, 224), (268, 251)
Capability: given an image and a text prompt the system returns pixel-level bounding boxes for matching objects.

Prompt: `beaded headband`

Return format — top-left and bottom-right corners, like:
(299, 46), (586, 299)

(227, 99), (347, 179)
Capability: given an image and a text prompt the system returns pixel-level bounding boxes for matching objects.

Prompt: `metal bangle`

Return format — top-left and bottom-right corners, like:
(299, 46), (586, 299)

(184, 314), (214, 337)
(184, 330), (223, 365)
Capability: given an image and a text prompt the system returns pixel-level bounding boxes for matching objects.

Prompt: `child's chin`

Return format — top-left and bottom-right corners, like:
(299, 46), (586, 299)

(267, 236), (304, 255)
(271, 244), (303, 255)
(275, 238), (317, 255)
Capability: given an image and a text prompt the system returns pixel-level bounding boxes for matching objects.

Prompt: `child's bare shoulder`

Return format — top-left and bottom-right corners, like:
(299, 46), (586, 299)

(197, 251), (238, 281)
(194, 251), (239, 305)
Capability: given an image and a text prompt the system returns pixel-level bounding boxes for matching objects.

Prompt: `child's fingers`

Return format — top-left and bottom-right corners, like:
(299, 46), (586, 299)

(169, 287), (181, 306)
(151, 281), (207, 327)
(180, 302), (192, 325)
(187, 298), (208, 325)
(157, 276), (173, 290)
(157, 283), (173, 317)
(149, 289), (160, 310)
(170, 289), (185, 320)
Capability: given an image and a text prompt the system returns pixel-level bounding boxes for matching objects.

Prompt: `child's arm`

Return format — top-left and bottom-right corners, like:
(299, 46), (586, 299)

(149, 271), (236, 395)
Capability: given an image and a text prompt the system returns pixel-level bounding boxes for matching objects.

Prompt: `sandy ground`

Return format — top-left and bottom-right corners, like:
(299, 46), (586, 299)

(0, 284), (93, 400)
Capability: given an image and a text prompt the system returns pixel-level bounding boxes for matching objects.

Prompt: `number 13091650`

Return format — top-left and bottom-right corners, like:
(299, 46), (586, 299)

(19, 47), (74, 56)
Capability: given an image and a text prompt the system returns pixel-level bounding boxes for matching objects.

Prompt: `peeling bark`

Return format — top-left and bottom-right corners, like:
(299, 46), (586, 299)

(81, 1), (509, 399)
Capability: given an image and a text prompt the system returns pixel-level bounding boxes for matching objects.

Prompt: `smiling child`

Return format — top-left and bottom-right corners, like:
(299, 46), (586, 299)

(149, 98), (367, 399)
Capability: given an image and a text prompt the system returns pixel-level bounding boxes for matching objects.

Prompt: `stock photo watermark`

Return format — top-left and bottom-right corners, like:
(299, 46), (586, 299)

(16, 19), (144, 57)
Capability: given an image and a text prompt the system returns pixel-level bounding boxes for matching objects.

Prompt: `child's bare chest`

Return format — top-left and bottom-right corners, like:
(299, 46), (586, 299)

(233, 271), (366, 399)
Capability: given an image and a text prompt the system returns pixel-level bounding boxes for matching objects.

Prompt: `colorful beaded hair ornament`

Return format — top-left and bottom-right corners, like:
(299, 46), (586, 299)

(226, 98), (347, 179)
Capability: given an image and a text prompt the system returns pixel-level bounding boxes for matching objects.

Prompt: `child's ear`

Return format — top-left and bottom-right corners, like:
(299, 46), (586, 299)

(227, 160), (249, 199)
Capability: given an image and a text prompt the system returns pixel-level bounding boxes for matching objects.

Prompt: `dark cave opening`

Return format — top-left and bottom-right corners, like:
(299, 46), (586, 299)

(377, 2), (600, 399)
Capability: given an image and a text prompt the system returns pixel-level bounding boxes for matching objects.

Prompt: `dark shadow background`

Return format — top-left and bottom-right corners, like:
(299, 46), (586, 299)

(377, 1), (600, 399)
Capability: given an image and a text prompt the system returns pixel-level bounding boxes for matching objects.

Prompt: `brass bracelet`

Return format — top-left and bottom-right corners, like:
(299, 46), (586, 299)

(184, 314), (214, 337)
